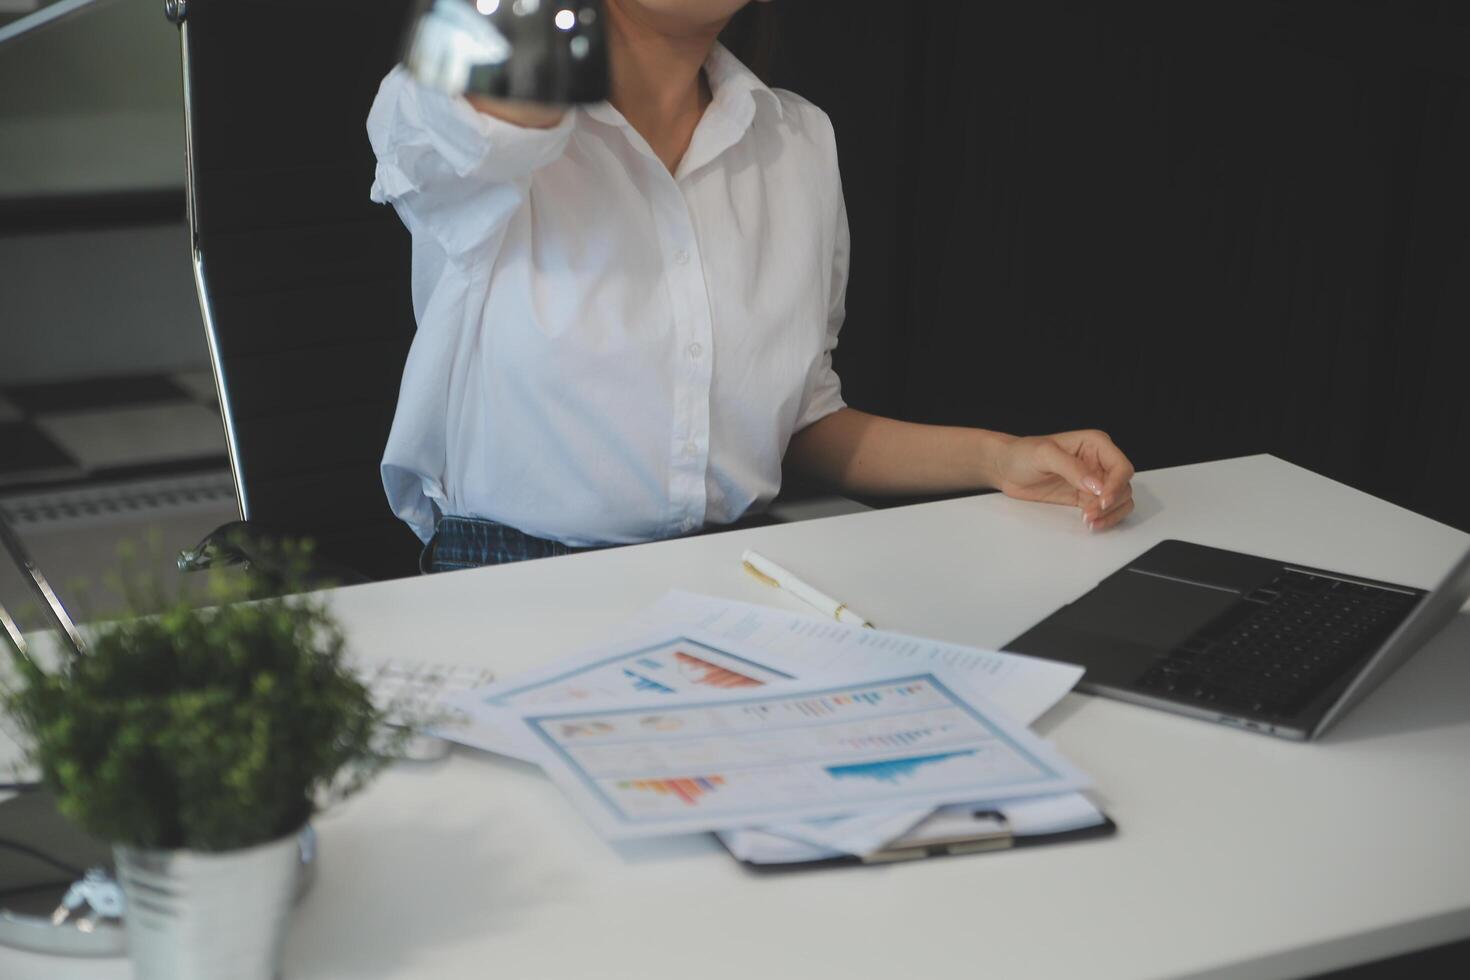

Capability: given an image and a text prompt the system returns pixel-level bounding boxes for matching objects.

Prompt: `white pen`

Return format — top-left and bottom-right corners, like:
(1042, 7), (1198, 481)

(740, 549), (875, 629)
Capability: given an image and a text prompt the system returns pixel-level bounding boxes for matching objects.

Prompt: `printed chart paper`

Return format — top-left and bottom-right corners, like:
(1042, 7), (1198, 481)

(638, 591), (1091, 853)
(441, 629), (803, 758)
(510, 669), (1089, 839)
(637, 590), (1084, 724)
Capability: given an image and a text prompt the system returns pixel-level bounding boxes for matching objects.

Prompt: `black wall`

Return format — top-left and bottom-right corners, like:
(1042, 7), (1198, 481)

(763, 1), (1470, 533)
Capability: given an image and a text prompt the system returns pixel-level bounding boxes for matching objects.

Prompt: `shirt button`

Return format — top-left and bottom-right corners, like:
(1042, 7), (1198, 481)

(683, 441), (699, 457)
(673, 247), (690, 265)
(681, 518), (697, 532)
(687, 342), (703, 358)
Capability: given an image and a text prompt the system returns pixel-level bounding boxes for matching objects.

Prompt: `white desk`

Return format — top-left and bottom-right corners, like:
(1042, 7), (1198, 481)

(6, 455), (1469, 980)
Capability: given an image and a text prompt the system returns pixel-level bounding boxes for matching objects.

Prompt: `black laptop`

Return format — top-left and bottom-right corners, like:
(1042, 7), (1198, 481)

(1005, 539), (1470, 740)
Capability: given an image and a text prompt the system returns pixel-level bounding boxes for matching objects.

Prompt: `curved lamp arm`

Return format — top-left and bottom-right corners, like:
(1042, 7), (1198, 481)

(0, 0), (118, 47)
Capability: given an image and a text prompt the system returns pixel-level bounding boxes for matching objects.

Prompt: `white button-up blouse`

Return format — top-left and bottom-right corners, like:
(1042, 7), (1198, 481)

(367, 44), (848, 547)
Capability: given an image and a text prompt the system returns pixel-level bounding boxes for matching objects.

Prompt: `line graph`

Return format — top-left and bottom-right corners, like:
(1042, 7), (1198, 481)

(742, 682), (932, 721)
(838, 724), (959, 752)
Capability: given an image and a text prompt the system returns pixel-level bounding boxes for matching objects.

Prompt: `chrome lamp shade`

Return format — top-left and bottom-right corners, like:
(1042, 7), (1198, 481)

(402, 0), (609, 103)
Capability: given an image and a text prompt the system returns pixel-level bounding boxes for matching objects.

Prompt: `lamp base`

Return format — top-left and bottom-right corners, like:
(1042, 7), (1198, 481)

(0, 790), (317, 959)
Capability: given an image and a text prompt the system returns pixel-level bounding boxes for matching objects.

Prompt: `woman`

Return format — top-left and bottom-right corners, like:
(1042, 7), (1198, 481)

(368, 0), (1135, 571)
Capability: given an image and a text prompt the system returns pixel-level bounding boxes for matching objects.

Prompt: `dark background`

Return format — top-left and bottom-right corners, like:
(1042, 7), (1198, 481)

(756, 0), (1469, 533)
(131, 0), (1470, 584)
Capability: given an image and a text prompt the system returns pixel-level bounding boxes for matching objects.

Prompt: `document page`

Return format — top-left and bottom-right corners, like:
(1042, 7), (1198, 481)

(633, 592), (1091, 855)
(499, 669), (1089, 840)
(441, 629), (807, 758)
(637, 591), (1083, 725)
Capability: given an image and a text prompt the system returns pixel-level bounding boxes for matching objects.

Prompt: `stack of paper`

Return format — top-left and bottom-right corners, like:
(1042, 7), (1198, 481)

(439, 592), (1103, 863)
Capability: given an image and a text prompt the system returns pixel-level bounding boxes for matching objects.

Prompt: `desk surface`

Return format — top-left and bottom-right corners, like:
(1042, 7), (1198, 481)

(6, 454), (1469, 980)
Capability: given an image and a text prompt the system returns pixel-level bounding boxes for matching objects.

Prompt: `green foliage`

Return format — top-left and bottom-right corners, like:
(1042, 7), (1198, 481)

(3, 544), (389, 852)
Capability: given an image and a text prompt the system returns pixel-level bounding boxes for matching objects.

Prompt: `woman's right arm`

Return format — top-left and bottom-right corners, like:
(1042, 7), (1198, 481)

(463, 95), (566, 130)
(366, 67), (575, 262)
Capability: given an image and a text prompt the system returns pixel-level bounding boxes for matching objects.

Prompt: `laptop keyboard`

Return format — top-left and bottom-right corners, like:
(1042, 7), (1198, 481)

(1137, 570), (1420, 718)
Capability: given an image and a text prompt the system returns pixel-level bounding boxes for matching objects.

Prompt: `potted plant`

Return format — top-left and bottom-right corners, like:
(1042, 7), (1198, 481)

(3, 556), (390, 980)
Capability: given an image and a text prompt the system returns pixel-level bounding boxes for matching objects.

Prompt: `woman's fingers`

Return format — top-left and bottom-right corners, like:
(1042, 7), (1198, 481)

(1084, 484), (1134, 530)
(1088, 496), (1134, 531)
(1061, 429), (1134, 496)
(1053, 430), (1135, 527)
(1086, 481), (1134, 519)
(1007, 430), (1136, 531)
(1036, 439), (1106, 501)
(1100, 450), (1135, 500)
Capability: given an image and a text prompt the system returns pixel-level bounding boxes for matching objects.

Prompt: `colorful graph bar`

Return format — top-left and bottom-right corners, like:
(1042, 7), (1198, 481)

(618, 775), (726, 805)
(825, 750), (975, 785)
(674, 650), (764, 688)
(761, 683), (931, 718)
(839, 726), (952, 751)
(622, 669), (675, 694)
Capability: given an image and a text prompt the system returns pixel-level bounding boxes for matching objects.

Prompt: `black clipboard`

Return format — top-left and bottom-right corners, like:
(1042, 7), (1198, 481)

(726, 807), (1118, 872)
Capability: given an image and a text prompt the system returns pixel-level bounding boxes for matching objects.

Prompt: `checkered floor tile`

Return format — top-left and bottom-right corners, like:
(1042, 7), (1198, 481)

(0, 371), (228, 491)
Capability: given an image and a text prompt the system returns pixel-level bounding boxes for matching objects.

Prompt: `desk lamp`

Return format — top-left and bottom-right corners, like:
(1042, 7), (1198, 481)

(402, 0), (610, 104)
(0, 0), (603, 961)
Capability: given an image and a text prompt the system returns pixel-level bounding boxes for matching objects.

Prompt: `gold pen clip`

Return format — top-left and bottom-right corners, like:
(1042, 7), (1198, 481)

(742, 561), (780, 589)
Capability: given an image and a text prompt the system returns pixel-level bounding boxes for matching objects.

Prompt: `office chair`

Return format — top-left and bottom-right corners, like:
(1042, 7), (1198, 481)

(166, 0), (868, 586)
(168, 0), (423, 584)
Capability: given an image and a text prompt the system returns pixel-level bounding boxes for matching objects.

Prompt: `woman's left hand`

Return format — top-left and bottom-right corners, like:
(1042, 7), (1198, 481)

(990, 429), (1136, 531)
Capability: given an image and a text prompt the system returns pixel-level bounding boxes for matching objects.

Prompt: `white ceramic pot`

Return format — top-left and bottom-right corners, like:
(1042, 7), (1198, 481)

(114, 826), (305, 980)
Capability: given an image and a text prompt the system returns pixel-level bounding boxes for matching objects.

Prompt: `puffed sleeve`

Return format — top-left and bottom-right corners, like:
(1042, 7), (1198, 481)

(793, 194), (849, 431)
(366, 66), (575, 263)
